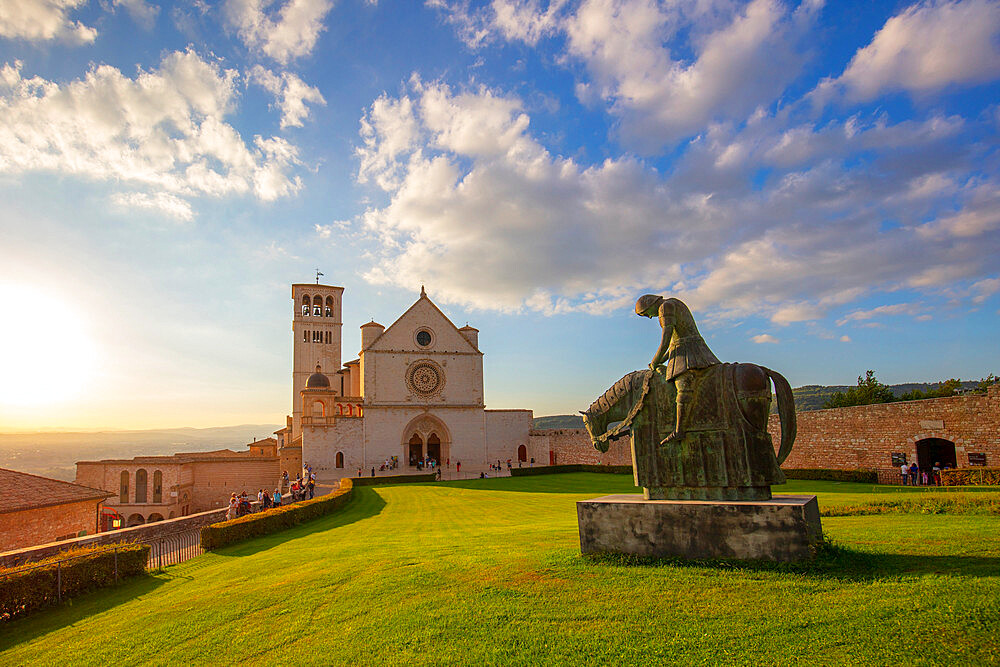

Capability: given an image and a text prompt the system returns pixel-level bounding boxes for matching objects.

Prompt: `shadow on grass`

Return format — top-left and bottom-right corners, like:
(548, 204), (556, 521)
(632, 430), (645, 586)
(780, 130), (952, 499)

(208, 488), (387, 560)
(582, 540), (1000, 581)
(0, 573), (167, 651)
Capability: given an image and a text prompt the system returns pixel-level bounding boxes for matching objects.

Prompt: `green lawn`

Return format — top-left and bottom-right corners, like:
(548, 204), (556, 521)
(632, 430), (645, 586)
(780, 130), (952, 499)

(2, 474), (998, 666)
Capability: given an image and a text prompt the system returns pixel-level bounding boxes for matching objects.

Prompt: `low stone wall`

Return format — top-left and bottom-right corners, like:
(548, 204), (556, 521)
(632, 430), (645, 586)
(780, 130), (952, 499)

(533, 428), (633, 466)
(0, 505), (232, 569)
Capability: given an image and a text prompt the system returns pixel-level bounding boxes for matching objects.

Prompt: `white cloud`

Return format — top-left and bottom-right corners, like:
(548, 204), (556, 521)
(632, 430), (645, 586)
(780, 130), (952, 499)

(752, 333), (779, 343)
(111, 191), (194, 221)
(839, 335), (851, 342)
(225, 0), (335, 64)
(113, 0), (159, 29)
(350, 79), (1000, 319)
(814, 0), (1000, 103)
(836, 303), (922, 326)
(0, 0), (97, 42)
(971, 277), (1000, 304)
(249, 66), (326, 128)
(0, 51), (303, 207)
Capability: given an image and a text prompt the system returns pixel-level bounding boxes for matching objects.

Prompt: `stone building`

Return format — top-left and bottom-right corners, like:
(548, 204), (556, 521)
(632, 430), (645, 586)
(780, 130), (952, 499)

(75, 440), (279, 526)
(0, 468), (113, 551)
(283, 283), (549, 476)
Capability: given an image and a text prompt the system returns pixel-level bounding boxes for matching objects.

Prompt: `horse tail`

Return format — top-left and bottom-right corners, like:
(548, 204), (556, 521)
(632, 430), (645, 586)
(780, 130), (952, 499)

(762, 366), (796, 465)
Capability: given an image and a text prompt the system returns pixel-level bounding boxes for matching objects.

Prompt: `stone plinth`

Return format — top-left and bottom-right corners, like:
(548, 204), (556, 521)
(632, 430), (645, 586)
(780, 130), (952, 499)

(577, 494), (823, 562)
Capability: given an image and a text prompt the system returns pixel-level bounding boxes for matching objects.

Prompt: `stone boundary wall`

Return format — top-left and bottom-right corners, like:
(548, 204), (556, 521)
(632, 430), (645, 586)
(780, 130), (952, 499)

(766, 385), (1000, 472)
(533, 428), (633, 466)
(0, 504), (233, 569)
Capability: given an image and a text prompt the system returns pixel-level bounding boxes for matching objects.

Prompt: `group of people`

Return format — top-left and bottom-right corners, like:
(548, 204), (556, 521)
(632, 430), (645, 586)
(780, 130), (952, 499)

(900, 461), (949, 486)
(487, 459), (512, 474)
(224, 468), (320, 520)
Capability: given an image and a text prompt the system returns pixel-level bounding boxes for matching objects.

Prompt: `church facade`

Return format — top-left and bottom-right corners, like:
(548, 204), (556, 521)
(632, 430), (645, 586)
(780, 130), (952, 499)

(281, 283), (549, 477)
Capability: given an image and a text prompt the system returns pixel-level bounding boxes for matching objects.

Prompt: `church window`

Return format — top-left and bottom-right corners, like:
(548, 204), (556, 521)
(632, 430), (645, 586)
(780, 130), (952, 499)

(135, 469), (148, 503)
(325, 296), (334, 317)
(120, 471), (129, 504)
(325, 331), (331, 344)
(303, 330), (309, 343)
(416, 329), (432, 347)
(152, 470), (162, 503)
(302, 295), (311, 316)
(336, 452), (344, 468)
(313, 295), (322, 316)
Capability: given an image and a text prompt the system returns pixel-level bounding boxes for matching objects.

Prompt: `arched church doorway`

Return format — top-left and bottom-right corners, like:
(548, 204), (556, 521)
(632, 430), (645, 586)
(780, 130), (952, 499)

(401, 415), (452, 468)
(408, 433), (423, 466)
(517, 444), (527, 462)
(427, 433), (441, 464)
(916, 438), (956, 471)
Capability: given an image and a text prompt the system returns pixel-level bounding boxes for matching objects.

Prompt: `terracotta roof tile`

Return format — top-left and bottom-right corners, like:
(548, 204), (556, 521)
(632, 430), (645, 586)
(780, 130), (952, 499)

(0, 468), (113, 514)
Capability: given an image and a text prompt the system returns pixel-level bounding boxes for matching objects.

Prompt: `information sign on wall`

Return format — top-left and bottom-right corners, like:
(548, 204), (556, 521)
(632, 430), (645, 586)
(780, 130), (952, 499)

(968, 453), (987, 466)
(890, 452), (907, 466)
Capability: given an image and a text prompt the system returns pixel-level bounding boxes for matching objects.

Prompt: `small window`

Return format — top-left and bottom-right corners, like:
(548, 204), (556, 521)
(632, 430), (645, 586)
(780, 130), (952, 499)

(152, 470), (162, 503)
(416, 330), (432, 347)
(120, 471), (129, 504)
(336, 452), (344, 468)
(303, 330), (309, 342)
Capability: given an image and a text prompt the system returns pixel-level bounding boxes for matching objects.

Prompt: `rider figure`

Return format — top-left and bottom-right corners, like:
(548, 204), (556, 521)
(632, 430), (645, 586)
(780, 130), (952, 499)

(635, 295), (721, 444)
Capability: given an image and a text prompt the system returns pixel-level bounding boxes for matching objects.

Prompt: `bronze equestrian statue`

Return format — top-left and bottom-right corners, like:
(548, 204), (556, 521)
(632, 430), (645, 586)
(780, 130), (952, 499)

(582, 296), (796, 501)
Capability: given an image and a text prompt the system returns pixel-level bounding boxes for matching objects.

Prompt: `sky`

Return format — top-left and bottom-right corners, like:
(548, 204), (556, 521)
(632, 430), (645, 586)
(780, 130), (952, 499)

(0, 0), (999, 431)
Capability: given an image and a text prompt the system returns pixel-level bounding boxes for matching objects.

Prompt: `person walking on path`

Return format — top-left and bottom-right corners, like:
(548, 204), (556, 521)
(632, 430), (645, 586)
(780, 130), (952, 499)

(900, 462), (909, 485)
(909, 462), (919, 486)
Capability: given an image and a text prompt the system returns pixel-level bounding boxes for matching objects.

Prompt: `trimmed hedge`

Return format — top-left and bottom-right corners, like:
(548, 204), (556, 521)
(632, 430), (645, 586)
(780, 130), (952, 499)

(782, 468), (878, 483)
(350, 473), (437, 486)
(0, 543), (149, 622)
(941, 468), (1000, 487)
(510, 464), (633, 477)
(200, 479), (354, 550)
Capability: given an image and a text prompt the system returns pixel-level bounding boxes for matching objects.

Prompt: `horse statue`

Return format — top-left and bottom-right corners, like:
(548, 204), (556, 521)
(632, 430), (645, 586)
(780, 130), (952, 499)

(582, 362), (797, 501)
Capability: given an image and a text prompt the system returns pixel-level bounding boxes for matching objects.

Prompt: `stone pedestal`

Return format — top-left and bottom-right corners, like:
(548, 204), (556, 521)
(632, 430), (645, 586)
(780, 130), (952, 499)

(577, 494), (823, 562)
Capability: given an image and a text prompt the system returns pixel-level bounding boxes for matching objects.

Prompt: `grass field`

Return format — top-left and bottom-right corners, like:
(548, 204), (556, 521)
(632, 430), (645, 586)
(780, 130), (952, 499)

(2, 474), (998, 666)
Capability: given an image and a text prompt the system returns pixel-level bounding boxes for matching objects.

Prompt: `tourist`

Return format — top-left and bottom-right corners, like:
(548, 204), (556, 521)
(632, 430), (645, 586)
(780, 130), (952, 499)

(226, 493), (238, 520)
(358, 468), (362, 477)
(273, 488), (282, 507)
(308, 476), (315, 499)
(922, 470), (929, 486)
(909, 462), (919, 486)
(900, 461), (909, 485)
(933, 462), (942, 486)
(371, 467), (375, 477)
(456, 461), (461, 473)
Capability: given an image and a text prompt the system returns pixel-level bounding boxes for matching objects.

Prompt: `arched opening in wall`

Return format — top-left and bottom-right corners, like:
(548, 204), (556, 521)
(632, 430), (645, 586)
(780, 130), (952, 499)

(147, 513), (164, 523)
(312, 400), (325, 417)
(127, 513), (145, 527)
(336, 451), (344, 468)
(427, 433), (441, 464)
(313, 295), (322, 316)
(152, 470), (162, 503)
(517, 444), (527, 462)
(135, 469), (148, 503)
(916, 438), (957, 472)
(325, 296), (334, 317)
(408, 433), (423, 466)
(168, 511), (175, 519)
(120, 470), (129, 504)
(302, 295), (311, 316)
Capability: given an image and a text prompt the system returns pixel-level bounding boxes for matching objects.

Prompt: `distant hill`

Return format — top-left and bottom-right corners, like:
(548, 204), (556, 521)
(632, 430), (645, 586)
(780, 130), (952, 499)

(0, 424), (282, 481)
(533, 415), (585, 429)
(790, 381), (980, 412)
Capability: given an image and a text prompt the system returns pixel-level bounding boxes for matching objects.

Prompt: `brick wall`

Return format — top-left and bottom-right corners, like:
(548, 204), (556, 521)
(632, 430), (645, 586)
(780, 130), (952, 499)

(0, 500), (102, 552)
(537, 429), (633, 466)
(767, 385), (1000, 471)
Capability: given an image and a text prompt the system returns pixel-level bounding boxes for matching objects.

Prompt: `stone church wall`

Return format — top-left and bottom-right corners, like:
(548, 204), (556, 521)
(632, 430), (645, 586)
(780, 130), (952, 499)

(485, 410), (533, 464)
(303, 420), (364, 476)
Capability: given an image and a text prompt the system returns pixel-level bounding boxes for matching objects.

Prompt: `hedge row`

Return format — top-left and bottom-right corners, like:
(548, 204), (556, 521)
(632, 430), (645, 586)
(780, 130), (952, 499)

(0, 543), (149, 622)
(782, 468), (878, 483)
(941, 468), (1000, 486)
(510, 464), (633, 477)
(200, 479), (354, 550)
(350, 473), (437, 486)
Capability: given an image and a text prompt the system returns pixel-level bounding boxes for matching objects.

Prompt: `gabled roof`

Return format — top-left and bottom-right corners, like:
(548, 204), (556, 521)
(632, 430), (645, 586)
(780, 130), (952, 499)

(361, 289), (480, 354)
(0, 468), (113, 514)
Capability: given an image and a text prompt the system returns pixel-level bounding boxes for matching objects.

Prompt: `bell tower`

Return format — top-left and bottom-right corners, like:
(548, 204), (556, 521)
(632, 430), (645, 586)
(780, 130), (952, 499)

(292, 282), (343, 440)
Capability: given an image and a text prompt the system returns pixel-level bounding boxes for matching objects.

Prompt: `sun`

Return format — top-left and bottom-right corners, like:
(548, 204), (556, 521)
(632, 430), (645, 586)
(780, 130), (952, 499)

(0, 284), (98, 406)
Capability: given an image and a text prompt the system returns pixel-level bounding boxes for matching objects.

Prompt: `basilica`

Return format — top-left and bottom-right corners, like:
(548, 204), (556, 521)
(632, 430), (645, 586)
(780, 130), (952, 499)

(275, 282), (549, 477)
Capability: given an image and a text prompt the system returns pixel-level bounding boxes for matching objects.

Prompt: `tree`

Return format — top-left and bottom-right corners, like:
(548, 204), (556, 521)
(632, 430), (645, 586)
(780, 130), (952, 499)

(897, 378), (962, 402)
(823, 370), (895, 408)
(976, 374), (998, 393)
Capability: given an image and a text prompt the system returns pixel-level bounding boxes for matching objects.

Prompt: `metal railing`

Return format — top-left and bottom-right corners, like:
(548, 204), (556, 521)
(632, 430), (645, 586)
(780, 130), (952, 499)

(145, 529), (203, 570)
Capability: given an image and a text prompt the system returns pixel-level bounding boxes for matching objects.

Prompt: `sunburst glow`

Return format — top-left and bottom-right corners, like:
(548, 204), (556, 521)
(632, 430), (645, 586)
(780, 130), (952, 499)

(0, 284), (98, 406)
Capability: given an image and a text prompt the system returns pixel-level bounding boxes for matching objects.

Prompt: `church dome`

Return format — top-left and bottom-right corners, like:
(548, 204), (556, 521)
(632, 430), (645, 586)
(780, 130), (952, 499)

(306, 364), (331, 388)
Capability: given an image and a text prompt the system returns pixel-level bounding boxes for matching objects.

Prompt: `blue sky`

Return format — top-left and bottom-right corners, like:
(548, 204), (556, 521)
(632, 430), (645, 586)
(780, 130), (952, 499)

(0, 0), (998, 430)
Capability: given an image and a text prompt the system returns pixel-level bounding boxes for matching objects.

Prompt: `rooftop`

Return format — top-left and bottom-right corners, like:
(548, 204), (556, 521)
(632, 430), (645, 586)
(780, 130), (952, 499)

(0, 468), (113, 514)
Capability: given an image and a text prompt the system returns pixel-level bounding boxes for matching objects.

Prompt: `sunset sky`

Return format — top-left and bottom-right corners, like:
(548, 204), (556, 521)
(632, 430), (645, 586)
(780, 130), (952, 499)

(1, 0), (999, 431)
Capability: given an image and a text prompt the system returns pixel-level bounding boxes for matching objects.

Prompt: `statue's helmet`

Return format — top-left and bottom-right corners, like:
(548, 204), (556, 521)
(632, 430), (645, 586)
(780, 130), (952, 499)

(635, 294), (663, 316)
